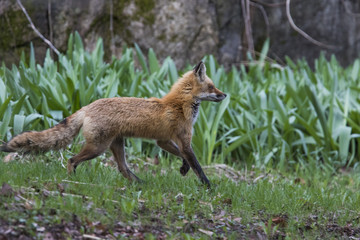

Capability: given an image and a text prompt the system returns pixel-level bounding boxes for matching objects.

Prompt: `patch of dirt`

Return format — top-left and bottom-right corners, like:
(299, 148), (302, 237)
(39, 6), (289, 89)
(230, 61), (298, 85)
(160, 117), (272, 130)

(0, 215), (169, 240)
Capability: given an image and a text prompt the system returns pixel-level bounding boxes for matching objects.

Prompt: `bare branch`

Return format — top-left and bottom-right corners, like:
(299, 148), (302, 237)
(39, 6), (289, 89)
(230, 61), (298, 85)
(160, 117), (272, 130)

(241, 0), (255, 57)
(341, 0), (360, 18)
(251, 0), (286, 7)
(285, 0), (337, 49)
(17, 0), (60, 56)
(250, 1), (270, 39)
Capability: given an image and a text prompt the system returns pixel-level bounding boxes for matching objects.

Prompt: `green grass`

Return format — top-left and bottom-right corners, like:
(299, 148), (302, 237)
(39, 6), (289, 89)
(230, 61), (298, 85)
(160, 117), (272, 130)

(1, 153), (360, 239)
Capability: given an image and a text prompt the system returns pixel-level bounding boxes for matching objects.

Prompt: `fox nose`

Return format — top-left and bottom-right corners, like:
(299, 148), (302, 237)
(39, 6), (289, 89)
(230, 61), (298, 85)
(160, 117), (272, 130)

(217, 93), (227, 98)
(223, 93), (227, 98)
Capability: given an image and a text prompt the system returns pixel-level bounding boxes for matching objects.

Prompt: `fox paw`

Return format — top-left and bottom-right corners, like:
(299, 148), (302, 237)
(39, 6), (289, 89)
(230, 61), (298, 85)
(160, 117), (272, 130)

(67, 159), (77, 174)
(180, 162), (190, 176)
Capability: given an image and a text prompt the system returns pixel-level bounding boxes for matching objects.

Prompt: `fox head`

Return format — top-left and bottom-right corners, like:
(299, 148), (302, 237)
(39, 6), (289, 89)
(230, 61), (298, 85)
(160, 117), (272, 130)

(191, 61), (227, 102)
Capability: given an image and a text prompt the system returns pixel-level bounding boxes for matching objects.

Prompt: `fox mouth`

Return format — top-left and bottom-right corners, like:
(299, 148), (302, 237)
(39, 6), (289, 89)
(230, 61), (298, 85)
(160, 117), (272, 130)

(214, 94), (227, 102)
(198, 93), (227, 102)
(206, 95), (227, 102)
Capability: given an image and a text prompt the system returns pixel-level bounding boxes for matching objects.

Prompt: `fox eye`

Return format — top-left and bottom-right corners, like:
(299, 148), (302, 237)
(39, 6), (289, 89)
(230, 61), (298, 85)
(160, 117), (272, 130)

(208, 85), (214, 90)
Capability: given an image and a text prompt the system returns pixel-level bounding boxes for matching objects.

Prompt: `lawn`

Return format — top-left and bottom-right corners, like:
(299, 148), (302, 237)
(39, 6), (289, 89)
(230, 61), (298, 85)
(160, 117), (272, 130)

(1, 152), (360, 239)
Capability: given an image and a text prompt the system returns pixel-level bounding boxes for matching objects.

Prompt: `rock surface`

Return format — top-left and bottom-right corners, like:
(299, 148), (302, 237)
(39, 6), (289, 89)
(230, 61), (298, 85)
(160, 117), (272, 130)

(1, 0), (360, 68)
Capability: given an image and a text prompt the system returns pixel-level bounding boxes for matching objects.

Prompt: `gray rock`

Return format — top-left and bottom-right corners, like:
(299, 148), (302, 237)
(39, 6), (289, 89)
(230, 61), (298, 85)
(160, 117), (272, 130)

(1, 0), (360, 68)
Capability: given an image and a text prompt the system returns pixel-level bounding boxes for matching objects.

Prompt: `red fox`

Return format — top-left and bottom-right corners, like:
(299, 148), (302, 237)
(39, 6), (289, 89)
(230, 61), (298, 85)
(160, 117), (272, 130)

(0, 61), (227, 187)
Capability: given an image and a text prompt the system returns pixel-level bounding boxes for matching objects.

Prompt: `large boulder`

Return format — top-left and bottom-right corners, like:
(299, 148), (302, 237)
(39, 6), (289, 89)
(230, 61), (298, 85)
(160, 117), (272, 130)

(1, 0), (360, 68)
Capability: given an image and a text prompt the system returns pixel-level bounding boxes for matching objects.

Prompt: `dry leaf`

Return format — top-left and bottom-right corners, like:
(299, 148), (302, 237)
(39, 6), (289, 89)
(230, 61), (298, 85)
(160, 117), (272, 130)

(215, 210), (226, 220)
(233, 217), (242, 223)
(0, 183), (14, 196)
(294, 178), (306, 185)
(198, 228), (214, 237)
(43, 232), (55, 240)
(222, 198), (232, 205)
(271, 216), (288, 228)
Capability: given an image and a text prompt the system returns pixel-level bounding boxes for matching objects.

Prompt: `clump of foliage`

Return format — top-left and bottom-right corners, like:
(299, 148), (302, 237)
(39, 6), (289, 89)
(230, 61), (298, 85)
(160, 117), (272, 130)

(1, 33), (360, 170)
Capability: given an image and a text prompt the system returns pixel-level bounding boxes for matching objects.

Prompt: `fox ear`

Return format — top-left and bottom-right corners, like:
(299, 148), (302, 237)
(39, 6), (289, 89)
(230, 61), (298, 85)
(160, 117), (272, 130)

(193, 61), (206, 82)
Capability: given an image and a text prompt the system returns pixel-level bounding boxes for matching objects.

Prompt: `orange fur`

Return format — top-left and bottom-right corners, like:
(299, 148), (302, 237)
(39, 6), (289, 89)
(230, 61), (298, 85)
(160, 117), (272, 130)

(1, 61), (226, 187)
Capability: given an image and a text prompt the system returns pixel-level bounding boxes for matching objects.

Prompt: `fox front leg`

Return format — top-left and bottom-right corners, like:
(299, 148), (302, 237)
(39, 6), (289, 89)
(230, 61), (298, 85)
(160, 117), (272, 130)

(157, 140), (190, 176)
(175, 140), (211, 187)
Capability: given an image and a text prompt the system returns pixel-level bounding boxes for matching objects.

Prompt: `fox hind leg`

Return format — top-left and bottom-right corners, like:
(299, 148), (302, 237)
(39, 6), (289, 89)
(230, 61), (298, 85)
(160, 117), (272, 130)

(67, 142), (110, 174)
(157, 140), (190, 176)
(110, 137), (141, 182)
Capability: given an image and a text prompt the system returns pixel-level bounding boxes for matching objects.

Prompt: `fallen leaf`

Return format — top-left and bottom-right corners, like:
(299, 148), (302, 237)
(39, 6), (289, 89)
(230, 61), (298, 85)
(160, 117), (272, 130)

(294, 178), (306, 185)
(36, 226), (45, 232)
(198, 228), (214, 237)
(215, 210), (226, 220)
(199, 200), (213, 211)
(42, 189), (50, 197)
(24, 201), (33, 210)
(222, 198), (232, 205)
(271, 216), (288, 228)
(233, 217), (242, 223)
(0, 183), (14, 196)
(43, 232), (55, 240)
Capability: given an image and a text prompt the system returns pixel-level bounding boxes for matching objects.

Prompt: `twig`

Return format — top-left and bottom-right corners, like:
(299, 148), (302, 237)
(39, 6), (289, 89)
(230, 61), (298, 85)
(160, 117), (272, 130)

(250, 1), (270, 39)
(241, 0), (255, 57)
(251, 0), (286, 7)
(18, 186), (127, 204)
(82, 235), (103, 240)
(59, 151), (66, 169)
(61, 179), (126, 190)
(285, 0), (337, 49)
(341, 0), (360, 18)
(17, 0), (60, 56)
(16, 194), (34, 206)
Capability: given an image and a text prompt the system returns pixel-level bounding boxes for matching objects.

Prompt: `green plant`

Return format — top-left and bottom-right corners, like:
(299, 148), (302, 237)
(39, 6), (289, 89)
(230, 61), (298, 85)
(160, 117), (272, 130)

(2, 33), (360, 170)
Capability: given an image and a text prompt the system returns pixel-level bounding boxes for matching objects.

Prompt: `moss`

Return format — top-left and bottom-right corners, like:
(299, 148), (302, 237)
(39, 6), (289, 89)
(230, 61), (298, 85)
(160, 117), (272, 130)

(84, 0), (156, 42)
(157, 34), (167, 41)
(0, 9), (31, 49)
(0, 7), (40, 66)
(134, 0), (156, 25)
(134, 0), (155, 13)
(84, 0), (156, 60)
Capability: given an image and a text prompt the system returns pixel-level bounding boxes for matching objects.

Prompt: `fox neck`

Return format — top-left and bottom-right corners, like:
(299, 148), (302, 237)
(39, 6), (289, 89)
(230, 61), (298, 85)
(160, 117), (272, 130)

(162, 84), (202, 123)
(191, 99), (201, 124)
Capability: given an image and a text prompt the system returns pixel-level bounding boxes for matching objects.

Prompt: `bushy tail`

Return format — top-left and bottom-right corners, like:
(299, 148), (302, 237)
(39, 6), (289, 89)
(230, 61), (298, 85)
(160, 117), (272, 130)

(0, 110), (86, 153)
